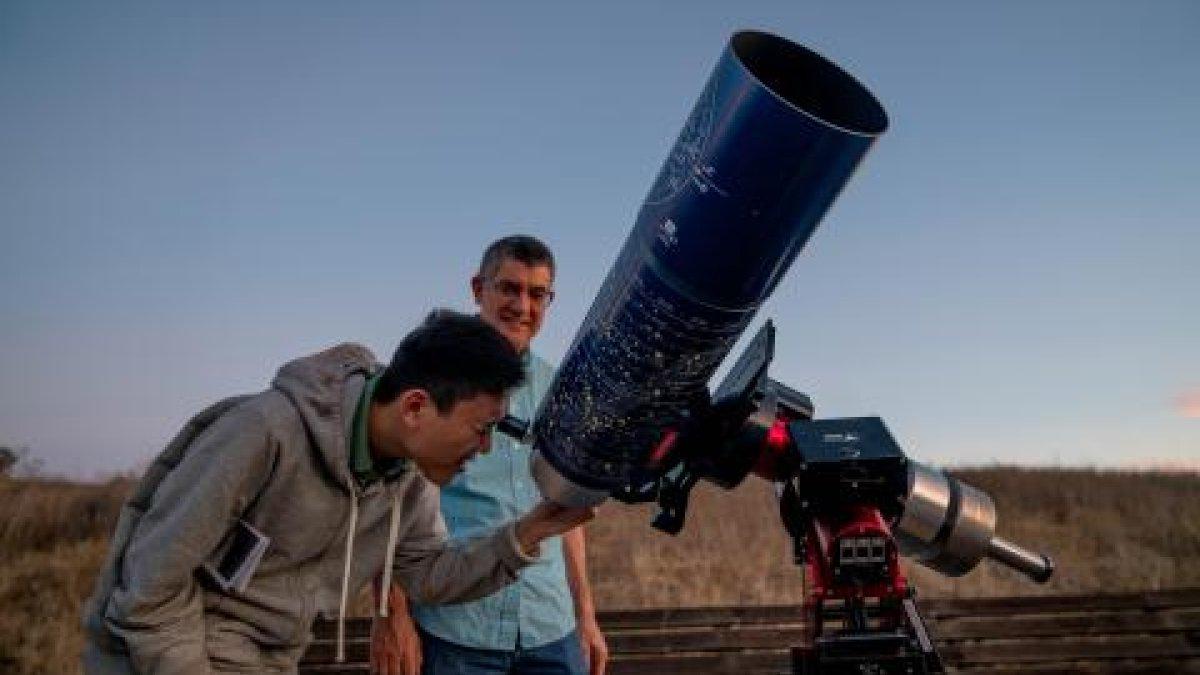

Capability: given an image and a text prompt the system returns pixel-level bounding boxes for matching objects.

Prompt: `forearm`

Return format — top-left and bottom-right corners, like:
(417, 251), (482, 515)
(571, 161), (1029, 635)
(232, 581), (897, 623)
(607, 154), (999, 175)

(394, 500), (592, 606)
(564, 526), (608, 675)
(563, 526), (596, 619)
(393, 521), (536, 605)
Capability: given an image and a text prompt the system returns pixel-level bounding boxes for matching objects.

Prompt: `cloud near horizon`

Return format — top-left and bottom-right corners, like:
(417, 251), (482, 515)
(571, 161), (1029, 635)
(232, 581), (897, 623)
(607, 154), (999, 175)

(1175, 390), (1200, 419)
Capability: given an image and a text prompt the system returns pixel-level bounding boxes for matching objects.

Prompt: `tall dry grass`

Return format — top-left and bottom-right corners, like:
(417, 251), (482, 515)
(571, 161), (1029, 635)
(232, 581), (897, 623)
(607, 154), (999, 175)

(584, 467), (1200, 607)
(907, 467), (1200, 597)
(0, 468), (1196, 674)
(0, 477), (131, 675)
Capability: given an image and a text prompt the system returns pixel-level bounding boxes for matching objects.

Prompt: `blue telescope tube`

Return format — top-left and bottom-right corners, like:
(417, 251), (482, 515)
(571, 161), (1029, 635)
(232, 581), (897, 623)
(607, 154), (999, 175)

(531, 30), (888, 505)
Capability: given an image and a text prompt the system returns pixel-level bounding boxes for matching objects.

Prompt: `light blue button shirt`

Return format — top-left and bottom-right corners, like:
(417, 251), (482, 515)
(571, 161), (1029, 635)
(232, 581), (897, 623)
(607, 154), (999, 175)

(412, 352), (575, 650)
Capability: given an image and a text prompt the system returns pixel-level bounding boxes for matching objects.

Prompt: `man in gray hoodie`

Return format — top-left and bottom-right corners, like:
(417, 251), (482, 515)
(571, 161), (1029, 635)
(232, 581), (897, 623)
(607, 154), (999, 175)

(82, 310), (594, 674)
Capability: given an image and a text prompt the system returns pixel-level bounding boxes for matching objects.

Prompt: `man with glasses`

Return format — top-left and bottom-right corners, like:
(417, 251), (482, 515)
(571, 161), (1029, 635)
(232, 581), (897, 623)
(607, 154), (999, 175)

(372, 235), (608, 675)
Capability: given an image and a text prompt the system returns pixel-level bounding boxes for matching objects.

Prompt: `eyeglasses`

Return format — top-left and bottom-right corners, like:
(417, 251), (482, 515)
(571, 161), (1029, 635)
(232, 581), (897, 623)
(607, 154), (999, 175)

(488, 278), (555, 307)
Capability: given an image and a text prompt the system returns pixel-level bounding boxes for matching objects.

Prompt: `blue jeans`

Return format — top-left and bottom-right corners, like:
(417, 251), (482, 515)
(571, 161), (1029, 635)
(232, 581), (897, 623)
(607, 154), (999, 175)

(418, 628), (585, 675)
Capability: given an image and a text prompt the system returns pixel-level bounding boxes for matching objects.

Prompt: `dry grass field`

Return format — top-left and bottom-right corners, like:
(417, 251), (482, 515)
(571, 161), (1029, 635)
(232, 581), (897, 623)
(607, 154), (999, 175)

(2, 467), (1197, 674)
(0, 477), (131, 675)
(586, 467), (1200, 606)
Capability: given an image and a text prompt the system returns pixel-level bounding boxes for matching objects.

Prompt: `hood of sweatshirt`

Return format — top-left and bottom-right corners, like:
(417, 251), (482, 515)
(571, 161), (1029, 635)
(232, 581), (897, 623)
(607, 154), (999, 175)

(270, 342), (379, 491)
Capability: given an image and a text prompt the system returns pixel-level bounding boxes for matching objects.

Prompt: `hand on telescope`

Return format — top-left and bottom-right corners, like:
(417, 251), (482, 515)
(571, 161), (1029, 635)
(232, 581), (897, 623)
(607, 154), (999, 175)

(515, 502), (597, 557)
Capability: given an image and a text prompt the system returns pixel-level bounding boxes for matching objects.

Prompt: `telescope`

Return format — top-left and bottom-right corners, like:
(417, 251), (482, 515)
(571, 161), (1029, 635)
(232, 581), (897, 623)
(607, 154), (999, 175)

(500, 30), (1054, 674)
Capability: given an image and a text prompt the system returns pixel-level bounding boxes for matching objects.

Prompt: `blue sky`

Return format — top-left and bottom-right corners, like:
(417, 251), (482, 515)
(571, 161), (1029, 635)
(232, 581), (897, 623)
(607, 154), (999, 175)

(2, 1), (1197, 478)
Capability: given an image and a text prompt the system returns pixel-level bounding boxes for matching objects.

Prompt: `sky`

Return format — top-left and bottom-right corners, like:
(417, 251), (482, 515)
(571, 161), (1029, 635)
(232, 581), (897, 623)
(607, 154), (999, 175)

(1, 1), (1197, 479)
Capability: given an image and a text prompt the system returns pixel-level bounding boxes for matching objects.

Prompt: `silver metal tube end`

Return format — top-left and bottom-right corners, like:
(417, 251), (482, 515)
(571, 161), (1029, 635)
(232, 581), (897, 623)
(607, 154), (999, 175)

(986, 536), (1055, 583)
(529, 446), (609, 507)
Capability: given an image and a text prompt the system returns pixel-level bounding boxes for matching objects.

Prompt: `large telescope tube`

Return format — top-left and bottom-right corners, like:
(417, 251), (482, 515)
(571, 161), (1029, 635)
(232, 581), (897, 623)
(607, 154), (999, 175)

(531, 31), (888, 505)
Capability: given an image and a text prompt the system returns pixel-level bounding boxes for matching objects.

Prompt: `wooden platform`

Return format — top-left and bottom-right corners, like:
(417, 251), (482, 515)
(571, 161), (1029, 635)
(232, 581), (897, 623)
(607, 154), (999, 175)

(300, 588), (1200, 673)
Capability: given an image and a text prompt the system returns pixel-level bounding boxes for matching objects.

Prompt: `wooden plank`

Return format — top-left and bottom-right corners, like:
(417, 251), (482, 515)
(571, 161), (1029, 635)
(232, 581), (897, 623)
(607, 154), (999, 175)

(312, 618), (371, 641)
(921, 588), (1200, 620)
(606, 625), (806, 654)
(609, 651), (1200, 675)
(309, 608), (807, 640)
(309, 588), (1200, 639)
(302, 653), (1200, 673)
(303, 647), (798, 674)
(301, 589), (1200, 671)
(298, 656), (1200, 675)
(301, 639), (370, 665)
(304, 628), (1200, 666)
(303, 629), (808, 664)
(935, 607), (1200, 640)
(599, 604), (808, 630)
(599, 588), (1200, 628)
(301, 654), (1200, 675)
(953, 660), (1200, 674)
(606, 650), (791, 675)
(604, 609), (1200, 653)
(299, 666), (368, 675)
(309, 607), (1200, 651)
(942, 633), (1200, 665)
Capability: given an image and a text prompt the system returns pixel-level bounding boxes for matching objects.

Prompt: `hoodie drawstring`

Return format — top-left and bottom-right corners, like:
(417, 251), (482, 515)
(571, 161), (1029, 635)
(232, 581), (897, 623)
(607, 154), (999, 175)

(378, 493), (402, 617)
(336, 480), (359, 664)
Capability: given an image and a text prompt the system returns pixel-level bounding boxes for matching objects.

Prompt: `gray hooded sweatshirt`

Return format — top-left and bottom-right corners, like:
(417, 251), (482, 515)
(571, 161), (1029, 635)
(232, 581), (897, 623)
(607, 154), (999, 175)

(82, 343), (536, 674)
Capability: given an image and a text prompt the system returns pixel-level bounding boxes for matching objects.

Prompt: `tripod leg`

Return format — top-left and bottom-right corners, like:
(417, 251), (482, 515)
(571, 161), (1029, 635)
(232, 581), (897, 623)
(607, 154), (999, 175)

(902, 595), (945, 674)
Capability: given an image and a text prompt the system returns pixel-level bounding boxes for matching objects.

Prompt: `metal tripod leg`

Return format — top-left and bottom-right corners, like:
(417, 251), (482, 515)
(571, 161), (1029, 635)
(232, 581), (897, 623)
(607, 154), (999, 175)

(902, 594), (944, 674)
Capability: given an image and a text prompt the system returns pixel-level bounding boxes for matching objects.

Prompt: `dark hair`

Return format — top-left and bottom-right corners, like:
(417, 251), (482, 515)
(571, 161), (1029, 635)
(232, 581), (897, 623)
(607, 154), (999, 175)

(478, 234), (555, 280)
(374, 310), (525, 411)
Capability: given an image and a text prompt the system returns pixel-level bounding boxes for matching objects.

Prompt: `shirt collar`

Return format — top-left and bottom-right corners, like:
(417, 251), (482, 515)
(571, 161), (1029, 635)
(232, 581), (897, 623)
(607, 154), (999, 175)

(349, 372), (409, 486)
